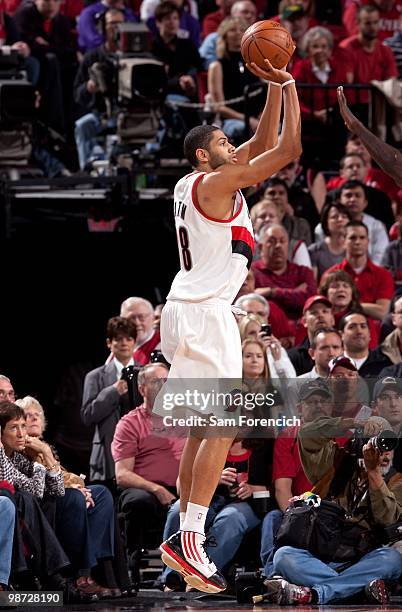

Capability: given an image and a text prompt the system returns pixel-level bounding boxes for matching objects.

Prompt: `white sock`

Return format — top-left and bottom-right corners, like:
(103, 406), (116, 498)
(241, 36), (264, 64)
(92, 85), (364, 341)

(179, 512), (186, 529)
(182, 501), (208, 534)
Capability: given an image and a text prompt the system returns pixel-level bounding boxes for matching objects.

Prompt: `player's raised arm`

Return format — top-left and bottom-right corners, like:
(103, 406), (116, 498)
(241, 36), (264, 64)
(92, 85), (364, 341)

(235, 62), (283, 163)
(337, 85), (402, 187)
(204, 72), (301, 194)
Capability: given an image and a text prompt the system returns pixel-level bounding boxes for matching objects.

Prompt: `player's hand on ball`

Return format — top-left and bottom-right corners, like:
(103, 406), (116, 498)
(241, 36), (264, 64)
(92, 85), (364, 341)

(246, 58), (293, 84)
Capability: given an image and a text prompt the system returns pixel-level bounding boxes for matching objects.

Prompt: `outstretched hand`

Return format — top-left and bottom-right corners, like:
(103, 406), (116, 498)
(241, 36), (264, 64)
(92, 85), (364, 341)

(337, 86), (361, 133)
(246, 58), (293, 84)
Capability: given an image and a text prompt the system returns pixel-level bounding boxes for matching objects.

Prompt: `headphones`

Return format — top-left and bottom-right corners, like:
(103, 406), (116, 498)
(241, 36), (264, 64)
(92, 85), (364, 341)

(95, 8), (125, 36)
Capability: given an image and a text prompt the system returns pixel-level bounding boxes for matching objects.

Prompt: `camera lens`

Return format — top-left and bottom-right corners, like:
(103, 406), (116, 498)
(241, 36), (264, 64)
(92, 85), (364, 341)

(374, 430), (398, 453)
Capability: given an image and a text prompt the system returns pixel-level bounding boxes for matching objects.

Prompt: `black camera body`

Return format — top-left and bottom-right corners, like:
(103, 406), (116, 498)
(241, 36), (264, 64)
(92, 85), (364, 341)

(348, 429), (398, 459)
(235, 569), (265, 603)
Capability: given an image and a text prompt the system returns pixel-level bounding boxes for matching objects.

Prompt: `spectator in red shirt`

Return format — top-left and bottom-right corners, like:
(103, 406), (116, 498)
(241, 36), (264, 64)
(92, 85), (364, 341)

(324, 220), (395, 320)
(201, 0), (235, 38)
(112, 362), (184, 586)
(260, 377), (333, 578)
(293, 26), (352, 123)
(252, 224), (317, 319)
(343, 0), (402, 41)
(345, 133), (399, 200)
(318, 269), (381, 348)
(120, 297), (161, 365)
(339, 4), (398, 106)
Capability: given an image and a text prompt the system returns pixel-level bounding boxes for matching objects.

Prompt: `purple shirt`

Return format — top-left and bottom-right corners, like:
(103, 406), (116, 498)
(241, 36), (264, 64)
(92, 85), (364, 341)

(78, 2), (137, 52)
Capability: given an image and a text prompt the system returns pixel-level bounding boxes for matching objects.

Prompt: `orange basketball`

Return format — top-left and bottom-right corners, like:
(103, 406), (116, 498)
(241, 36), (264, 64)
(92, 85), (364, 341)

(241, 20), (295, 74)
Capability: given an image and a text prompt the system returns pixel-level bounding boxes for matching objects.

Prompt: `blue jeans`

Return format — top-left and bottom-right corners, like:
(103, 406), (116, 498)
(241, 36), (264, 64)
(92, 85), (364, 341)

(74, 113), (102, 170)
(0, 497), (15, 585)
(273, 545), (402, 604)
(160, 496), (260, 583)
(56, 485), (115, 572)
(260, 509), (283, 577)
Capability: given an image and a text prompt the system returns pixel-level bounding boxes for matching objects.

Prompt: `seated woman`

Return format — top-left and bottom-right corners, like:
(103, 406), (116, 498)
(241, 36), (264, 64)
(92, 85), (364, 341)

(308, 202), (351, 280)
(16, 396), (125, 599)
(0, 402), (70, 589)
(292, 26), (352, 162)
(207, 16), (262, 145)
(318, 269), (380, 348)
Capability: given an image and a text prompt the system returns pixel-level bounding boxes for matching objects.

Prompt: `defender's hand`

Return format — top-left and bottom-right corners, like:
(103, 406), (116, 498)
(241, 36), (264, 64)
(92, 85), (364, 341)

(337, 86), (361, 133)
(246, 59), (293, 83)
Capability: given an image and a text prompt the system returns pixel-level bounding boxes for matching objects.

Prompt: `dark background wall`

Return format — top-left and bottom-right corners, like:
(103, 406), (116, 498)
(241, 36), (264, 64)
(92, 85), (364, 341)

(0, 197), (179, 414)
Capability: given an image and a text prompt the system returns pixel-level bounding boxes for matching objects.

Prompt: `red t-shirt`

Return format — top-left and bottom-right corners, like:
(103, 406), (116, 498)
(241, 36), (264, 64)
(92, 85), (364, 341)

(273, 425), (351, 497)
(327, 167), (399, 200)
(324, 258), (395, 303)
(343, 0), (402, 41)
(201, 8), (224, 38)
(292, 55), (351, 116)
(111, 405), (185, 486)
(339, 35), (398, 83)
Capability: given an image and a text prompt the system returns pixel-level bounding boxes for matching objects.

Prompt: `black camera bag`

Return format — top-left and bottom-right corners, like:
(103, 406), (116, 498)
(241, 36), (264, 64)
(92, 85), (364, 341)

(275, 500), (346, 562)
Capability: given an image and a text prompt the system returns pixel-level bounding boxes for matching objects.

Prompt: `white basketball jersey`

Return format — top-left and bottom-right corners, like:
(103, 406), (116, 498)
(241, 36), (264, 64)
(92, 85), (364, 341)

(167, 171), (255, 304)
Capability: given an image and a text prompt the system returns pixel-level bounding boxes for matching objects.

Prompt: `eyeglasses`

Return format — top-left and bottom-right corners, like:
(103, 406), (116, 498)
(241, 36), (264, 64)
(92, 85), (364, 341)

(0, 390), (16, 400)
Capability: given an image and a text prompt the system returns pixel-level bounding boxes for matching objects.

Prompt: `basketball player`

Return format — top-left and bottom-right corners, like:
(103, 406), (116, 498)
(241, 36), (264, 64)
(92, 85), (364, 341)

(158, 59), (301, 593)
(338, 85), (402, 187)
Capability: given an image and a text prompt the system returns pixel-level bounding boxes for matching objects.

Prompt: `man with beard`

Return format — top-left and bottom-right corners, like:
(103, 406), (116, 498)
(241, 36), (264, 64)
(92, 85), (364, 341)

(264, 413), (402, 605)
(327, 354), (372, 420)
(339, 312), (391, 377)
(373, 377), (402, 473)
(252, 224), (316, 320)
(112, 362), (184, 587)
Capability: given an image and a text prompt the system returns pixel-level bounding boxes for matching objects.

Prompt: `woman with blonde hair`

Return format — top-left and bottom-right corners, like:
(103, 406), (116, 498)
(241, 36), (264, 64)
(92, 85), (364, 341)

(239, 315), (296, 382)
(207, 16), (262, 144)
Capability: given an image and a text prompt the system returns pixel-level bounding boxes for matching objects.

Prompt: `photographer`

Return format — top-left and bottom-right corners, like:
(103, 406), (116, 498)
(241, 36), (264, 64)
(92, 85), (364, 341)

(81, 316), (139, 489)
(74, 8), (125, 170)
(265, 415), (402, 605)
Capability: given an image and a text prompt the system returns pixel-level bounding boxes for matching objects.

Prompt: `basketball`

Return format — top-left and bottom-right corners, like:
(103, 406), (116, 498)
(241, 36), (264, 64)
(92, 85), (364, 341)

(241, 20), (295, 74)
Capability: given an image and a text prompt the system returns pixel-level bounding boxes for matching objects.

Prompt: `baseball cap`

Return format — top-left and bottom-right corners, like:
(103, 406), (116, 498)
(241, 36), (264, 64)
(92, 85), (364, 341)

(373, 377), (402, 402)
(303, 295), (332, 315)
(299, 378), (332, 401)
(328, 355), (357, 375)
(281, 4), (306, 20)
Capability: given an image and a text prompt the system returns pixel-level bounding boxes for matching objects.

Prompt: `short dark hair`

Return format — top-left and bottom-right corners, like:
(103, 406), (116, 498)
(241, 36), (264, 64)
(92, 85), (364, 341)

(310, 327), (342, 349)
(338, 310), (368, 332)
(358, 4), (380, 18)
(155, 0), (180, 22)
(106, 316), (136, 341)
(339, 152), (366, 168)
(0, 401), (25, 431)
(264, 177), (289, 197)
(183, 125), (220, 168)
(321, 202), (351, 236)
(345, 219), (369, 236)
(340, 179), (368, 199)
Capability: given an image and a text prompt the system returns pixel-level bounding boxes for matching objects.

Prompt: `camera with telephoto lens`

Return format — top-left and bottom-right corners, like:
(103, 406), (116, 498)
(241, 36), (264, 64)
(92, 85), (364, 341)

(348, 428), (398, 459)
(121, 365), (138, 408)
(235, 569), (265, 603)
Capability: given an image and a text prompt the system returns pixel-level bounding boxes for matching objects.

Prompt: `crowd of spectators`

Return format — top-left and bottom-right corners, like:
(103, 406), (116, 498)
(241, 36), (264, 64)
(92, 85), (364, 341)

(2, 0), (402, 606)
(0, 0), (401, 173)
